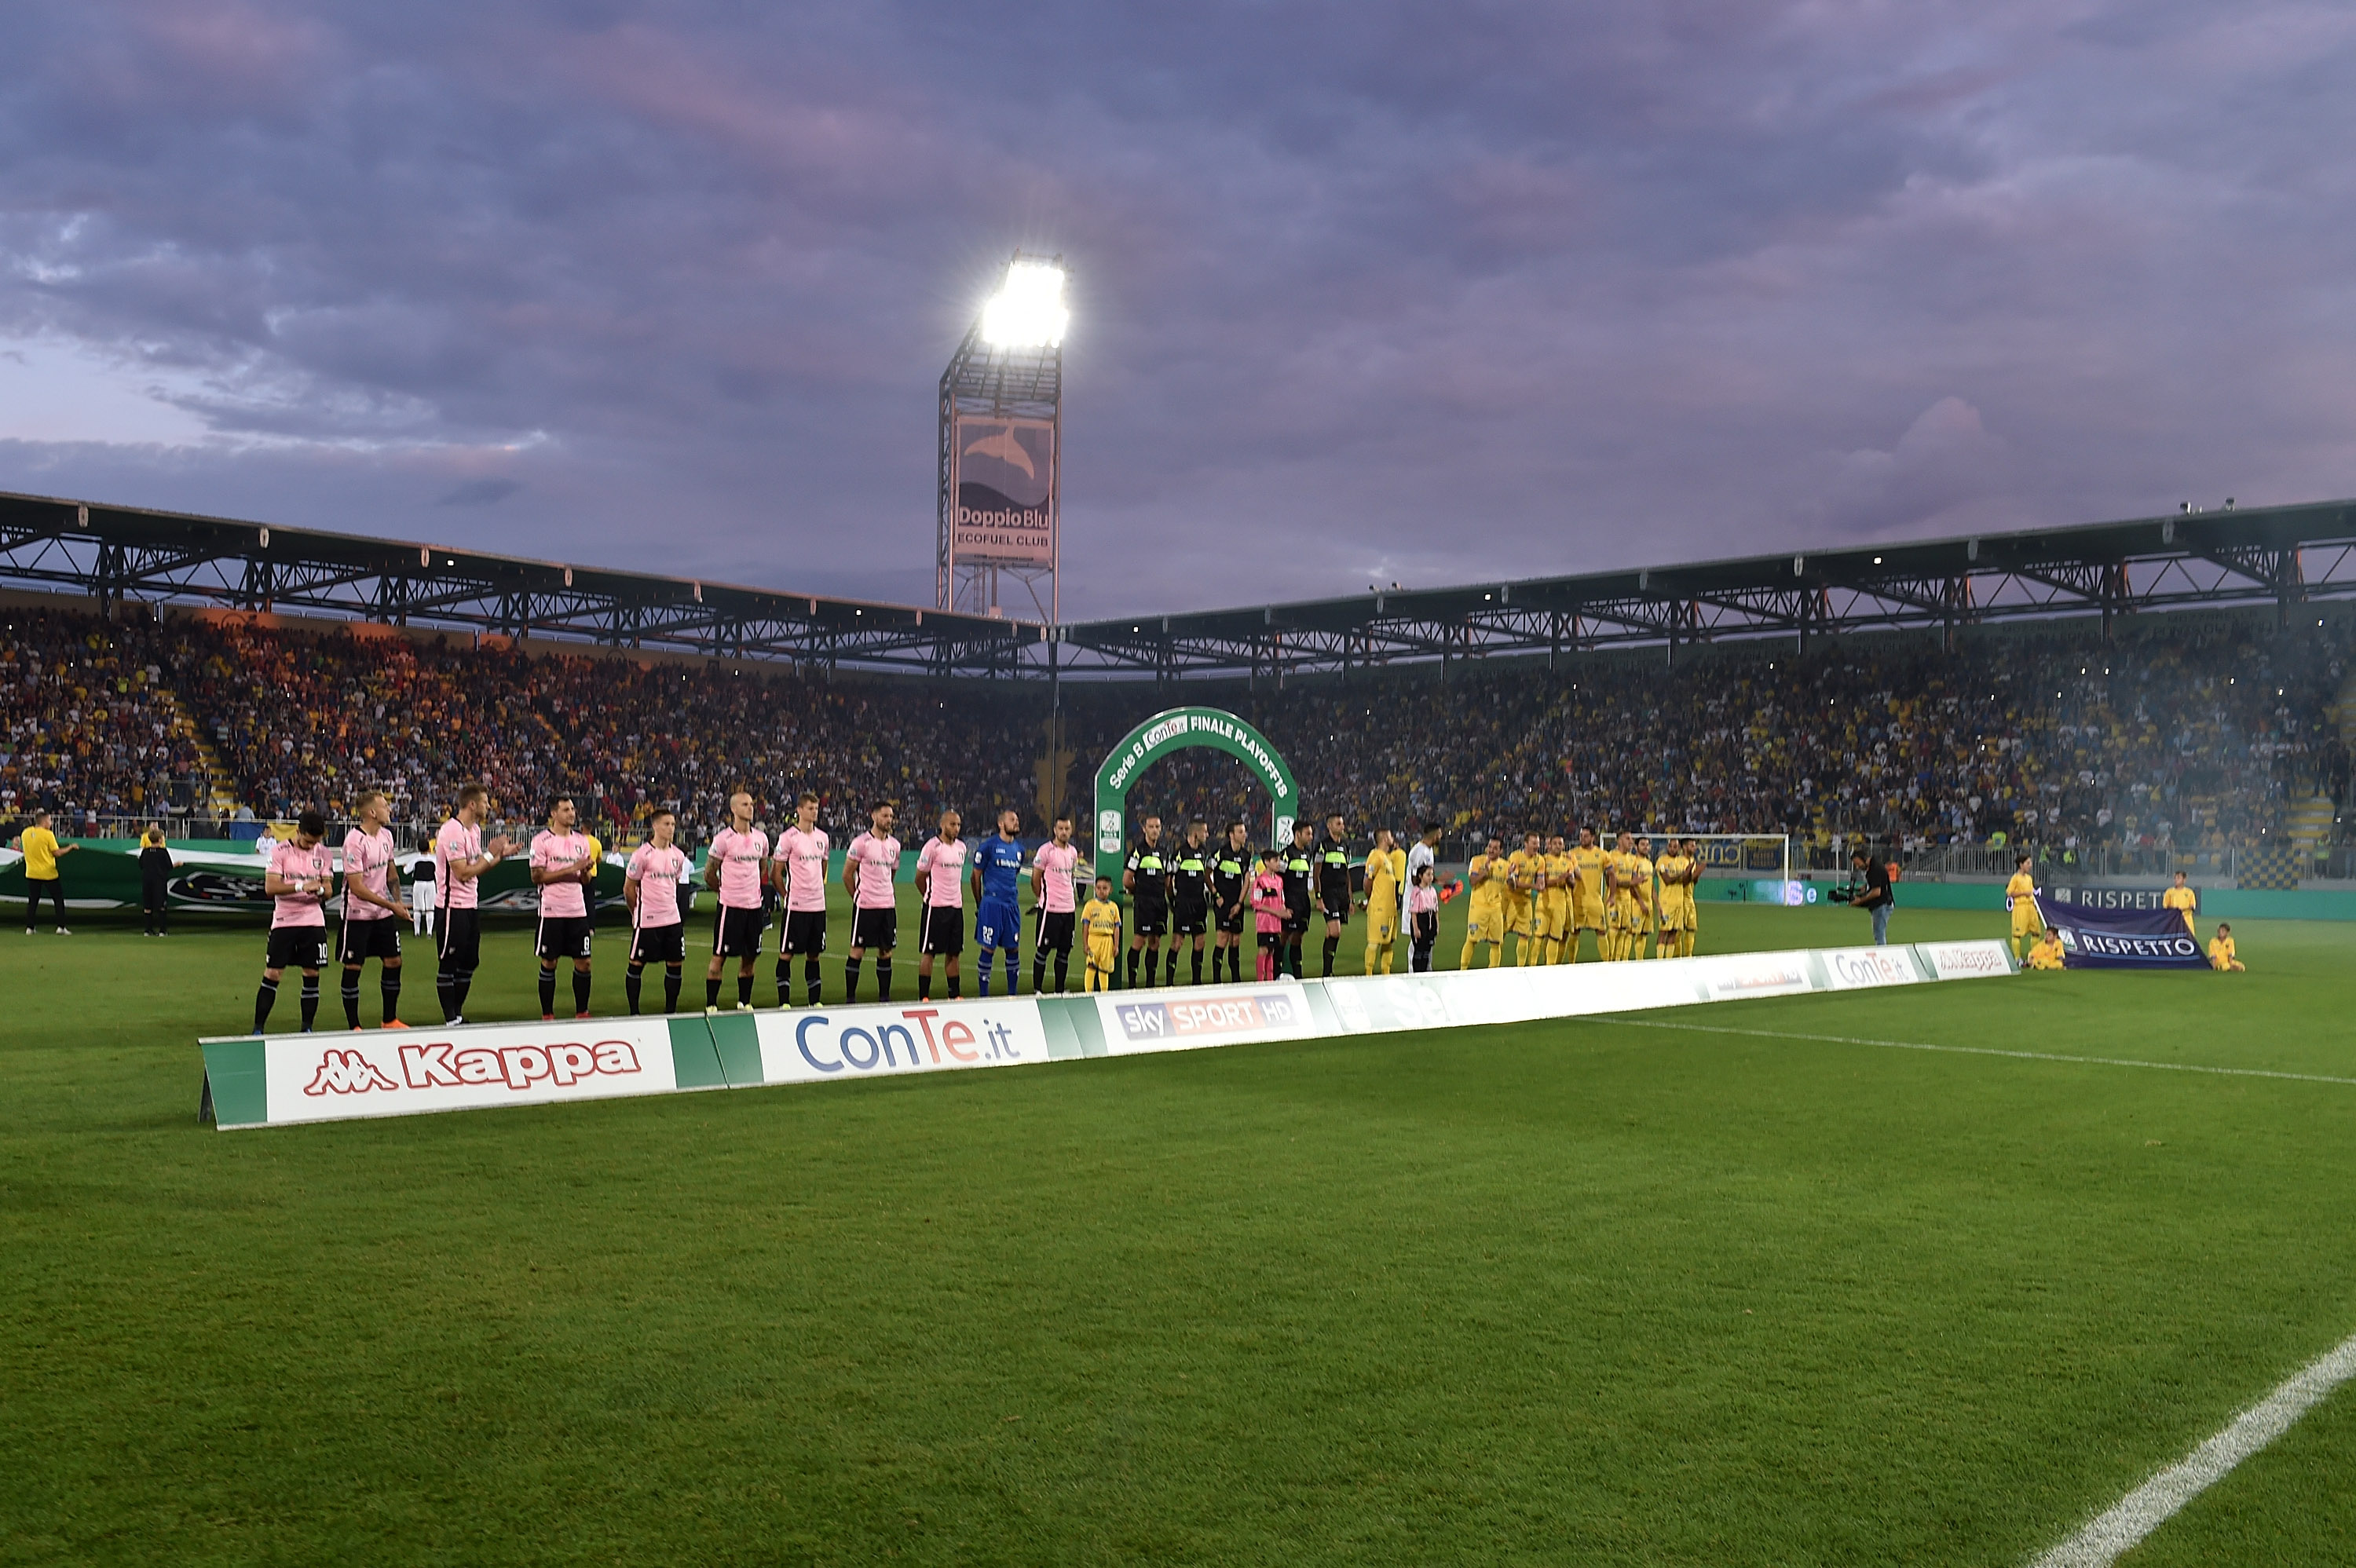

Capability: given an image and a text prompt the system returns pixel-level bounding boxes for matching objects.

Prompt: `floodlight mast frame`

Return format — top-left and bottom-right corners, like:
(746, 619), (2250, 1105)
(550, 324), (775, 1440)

(937, 251), (1064, 624)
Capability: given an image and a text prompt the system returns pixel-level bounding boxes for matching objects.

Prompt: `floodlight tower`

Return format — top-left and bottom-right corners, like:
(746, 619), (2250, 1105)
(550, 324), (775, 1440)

(938, 252), (1066, 620)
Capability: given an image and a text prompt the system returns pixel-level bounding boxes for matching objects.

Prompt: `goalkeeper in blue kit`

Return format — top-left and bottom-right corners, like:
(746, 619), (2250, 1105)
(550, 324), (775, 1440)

(971, 807), (1028, 996)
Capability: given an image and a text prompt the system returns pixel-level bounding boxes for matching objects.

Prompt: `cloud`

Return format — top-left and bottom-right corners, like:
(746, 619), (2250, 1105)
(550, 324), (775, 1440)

(0, 1), (2352, 613)
(434, 477), (520, 507)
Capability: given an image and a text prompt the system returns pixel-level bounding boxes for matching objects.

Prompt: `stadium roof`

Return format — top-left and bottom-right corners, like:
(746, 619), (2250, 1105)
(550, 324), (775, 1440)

(0, 488), (1037, 675)
(3, 486), (2352, 681)
(1053, 498), (2356, 679)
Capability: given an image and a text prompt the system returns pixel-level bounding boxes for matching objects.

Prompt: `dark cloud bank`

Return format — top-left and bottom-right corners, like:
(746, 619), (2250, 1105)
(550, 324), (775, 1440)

(2, 2), (2352, 616)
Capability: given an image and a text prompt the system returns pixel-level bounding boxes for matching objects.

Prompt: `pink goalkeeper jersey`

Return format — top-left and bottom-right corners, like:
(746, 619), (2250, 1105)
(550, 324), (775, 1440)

(532, 828), (593, 919)
(847, 831), (900, 909)
(777, 824), (830, 913)
(916, 835), (968, 908)
(1033, 840), (1080, 913)
(708, 826), (769, 909)
(341, 826), (397, 921)
(269, 839), (333, 928)
(434, 817), (484, 912)
(627, 842), (686, 928)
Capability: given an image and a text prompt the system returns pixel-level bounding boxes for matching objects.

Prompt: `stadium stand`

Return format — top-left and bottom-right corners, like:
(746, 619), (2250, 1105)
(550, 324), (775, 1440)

(0, 603), (2347, 871)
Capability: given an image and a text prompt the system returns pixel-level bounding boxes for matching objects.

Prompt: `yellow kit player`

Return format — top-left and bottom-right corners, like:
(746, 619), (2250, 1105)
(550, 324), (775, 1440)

(2163, 870), (2197, 934)
(1362, 828), (1406, 975)
(1680, 838), (1703, 955)
(1538, 834), (1573, 963)
(2025, 929), (2065, 969)
(1654, 839), (1696, 959)
(1461, 835), (1508, 970)
(2208, 923), (2244, 971)
(1629, 835), (1659, 959)
(1603, 832), (1636, 960)
(1568, 827), (1607, 961)
(1080, 875), (1123, 992)
(1507, 832), (1547, 967)
(2004, 853), (2043, 964)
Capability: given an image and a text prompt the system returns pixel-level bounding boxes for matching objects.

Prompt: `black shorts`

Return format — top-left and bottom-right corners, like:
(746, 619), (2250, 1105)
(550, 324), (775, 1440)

(711, 905), (766, 959)
(781, 909), (827, 956)
(1034, 908), (1076, 952)
(851, 906), (898, 952)
(437, 908), (481, 970)
(1282, 906), (1309, 937)
(338, 919), (403, 963)
(1319, 895), (1352, 924)
(1132, 902), (1169, 938)
(1215, 905), (1247, 936)
(1171, 905), (1208, 937)
(266, 925), (330, 971)
(629, 922), (686, 966)
(919, 905), (965, 956)
(537, 915), (594, 961)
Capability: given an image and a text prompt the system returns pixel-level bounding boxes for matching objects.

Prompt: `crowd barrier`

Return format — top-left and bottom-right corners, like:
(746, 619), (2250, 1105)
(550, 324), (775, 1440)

(197, 939), (2018, 1131)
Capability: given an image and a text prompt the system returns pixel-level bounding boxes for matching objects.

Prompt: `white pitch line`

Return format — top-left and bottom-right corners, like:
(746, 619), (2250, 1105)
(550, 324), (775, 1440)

(2027, 1328), (2356, 1566)
(1597, 1013), (2356, 1563)
(1596, 1018), (2356, 1088)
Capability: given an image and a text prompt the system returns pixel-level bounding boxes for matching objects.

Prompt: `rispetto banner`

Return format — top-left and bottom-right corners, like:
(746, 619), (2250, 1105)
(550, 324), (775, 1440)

(2031, 895), (2209, 970)
(198, 940), (2020, 1131)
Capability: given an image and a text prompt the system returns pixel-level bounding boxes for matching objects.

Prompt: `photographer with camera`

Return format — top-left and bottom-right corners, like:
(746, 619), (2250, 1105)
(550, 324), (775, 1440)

(1849, 843), (1895, 945)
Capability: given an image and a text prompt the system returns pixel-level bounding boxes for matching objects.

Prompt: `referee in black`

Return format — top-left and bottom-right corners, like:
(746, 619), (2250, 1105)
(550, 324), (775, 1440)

(1314, 813), (1353, 977)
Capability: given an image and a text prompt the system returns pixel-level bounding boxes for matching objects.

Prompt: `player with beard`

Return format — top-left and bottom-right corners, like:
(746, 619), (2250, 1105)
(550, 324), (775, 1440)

(842, 801), (902, 1002)
(702, 787), (770, 1011)
(531, 794), (599, 1020)
(256, 809), (335, 1034)
(971, 807), (1027, 996)
(433, 784), (516, 1025)
(1030, 813), (1081, 993)
(914, 808), (969, 1001)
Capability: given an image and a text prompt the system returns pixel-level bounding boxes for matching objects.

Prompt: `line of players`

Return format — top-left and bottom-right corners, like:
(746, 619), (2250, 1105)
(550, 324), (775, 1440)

(247, 784), (1454, 1033)
(1458, 828), (1705, 968)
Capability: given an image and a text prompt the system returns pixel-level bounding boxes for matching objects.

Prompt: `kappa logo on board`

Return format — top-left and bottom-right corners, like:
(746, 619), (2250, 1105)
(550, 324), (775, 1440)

(303, 1049), (399, 1097)
(396, 1039), (644, 1092)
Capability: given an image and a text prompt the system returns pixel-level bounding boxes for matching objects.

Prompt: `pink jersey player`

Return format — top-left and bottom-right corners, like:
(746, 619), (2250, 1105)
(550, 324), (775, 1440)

(776, 824), (830, 913)
(434, 817), (483, 912)
(916, 834), (968, 908)
(269, 837), (334, 928)
(341, 825), (397, 922)
(846, 831), (901, 909)
(1033, 839), (1080, 914)
(626, 842), (686, 928)
(532, 828), (594, 919)
(707, 825), (770, 910)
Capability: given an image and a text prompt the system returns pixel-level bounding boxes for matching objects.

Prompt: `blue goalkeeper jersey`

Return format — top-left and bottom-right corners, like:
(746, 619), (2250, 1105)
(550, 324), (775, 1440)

(977, 834), (1026, 906)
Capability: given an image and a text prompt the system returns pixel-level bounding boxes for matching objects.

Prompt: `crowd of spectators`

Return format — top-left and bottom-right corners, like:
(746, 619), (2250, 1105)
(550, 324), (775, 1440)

(0, 609), (209, 827)
(1065, 614), (2354, 858)
(1, 605), (2347, 862)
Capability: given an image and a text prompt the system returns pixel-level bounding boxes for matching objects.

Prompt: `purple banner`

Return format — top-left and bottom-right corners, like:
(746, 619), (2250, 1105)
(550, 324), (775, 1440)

(2032, 894), (2208, 970)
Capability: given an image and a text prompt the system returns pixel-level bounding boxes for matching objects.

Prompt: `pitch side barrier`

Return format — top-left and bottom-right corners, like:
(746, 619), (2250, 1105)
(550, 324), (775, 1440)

(196, 940), (2016, 1131)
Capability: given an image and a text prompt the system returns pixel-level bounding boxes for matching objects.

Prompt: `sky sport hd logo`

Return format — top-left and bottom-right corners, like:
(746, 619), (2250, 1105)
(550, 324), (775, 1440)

(1114, 992), (1301, 1044)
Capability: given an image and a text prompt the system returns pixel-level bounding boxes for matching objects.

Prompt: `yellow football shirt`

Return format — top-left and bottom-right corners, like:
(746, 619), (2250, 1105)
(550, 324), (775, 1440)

(1655, 854), (1692, 925)
(2163, 885), (2197, 930)
(2208, 934), (2237, 970)
(1571, 846), (1605, 905)
(20, 824), (60, 879)
(2027, 935), (2065, 970)
(1467, 853), (1505, 916)
(1366, 847), (1404, 908)
(1081, 897), (1122, 952)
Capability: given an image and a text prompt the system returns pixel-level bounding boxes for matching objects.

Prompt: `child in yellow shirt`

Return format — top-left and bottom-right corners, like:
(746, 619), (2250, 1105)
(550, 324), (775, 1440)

(1080, 876), (1124, 992)
(2207, 923), (2244, 972)
(2025, 930), (2065, 970)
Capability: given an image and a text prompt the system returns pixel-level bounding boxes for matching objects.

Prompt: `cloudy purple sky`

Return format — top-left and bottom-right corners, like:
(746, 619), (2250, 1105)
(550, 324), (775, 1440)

(2, 2), (2353, 617)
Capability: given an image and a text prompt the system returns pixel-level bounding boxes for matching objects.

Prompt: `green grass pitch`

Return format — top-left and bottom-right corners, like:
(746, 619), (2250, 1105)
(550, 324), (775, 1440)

(5, 897), (2354, 1564)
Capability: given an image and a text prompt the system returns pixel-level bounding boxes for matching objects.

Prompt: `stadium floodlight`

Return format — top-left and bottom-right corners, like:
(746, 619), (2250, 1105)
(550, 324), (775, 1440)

(939, 250), (1066, 627)
(980, 260), (1069, 349)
